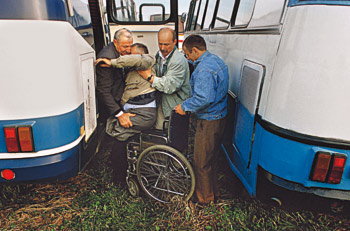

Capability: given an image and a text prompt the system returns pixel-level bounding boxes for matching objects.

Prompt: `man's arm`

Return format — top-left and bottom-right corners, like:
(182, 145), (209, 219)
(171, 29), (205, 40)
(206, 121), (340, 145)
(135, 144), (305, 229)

(181, 70), (215, 113)
(95, 58), (112, 67)
(96, 66), (136, 127)
(152, 61), (186, 94)
(110, 54), (155, 70)
(96, 66), (123, 116)
(138, 59), (188, 94)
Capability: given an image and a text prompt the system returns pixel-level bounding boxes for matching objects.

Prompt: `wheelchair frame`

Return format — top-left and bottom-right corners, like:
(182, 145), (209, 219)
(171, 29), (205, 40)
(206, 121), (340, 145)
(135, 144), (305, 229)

(125, 111), (195, 203)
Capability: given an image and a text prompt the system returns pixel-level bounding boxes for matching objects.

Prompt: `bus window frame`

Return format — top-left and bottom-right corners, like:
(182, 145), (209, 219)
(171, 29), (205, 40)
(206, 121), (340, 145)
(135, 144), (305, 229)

(231, 0), (256, 29)
(185, 0), (196, 31)
(189, 0), (203, 31)
(114, 0), (131, 21)
(186, 0), (254, 32)
(201, 0), (218, 31)
(195, 0), (209, 31)
(139, 3), (166, 21)
(107, 0), (178, 25)
(212, 0), (237, 30)
(193, 0), (202, 31)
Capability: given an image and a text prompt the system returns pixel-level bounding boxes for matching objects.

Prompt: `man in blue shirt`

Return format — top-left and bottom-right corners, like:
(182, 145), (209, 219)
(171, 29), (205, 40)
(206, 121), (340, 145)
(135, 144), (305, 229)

(175, 35), (229, 204)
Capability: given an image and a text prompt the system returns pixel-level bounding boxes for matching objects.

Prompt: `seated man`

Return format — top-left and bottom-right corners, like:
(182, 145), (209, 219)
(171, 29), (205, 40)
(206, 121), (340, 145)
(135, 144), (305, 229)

(95, 43), (156, 141)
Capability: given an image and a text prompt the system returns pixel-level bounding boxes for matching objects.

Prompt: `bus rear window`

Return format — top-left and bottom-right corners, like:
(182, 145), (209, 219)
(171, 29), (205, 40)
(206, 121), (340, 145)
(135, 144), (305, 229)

(111, 0), (171, 22)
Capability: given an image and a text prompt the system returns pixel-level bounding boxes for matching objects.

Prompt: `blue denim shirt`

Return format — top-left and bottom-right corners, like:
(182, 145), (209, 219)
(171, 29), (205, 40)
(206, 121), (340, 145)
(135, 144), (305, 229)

(181, 51), (229, 120)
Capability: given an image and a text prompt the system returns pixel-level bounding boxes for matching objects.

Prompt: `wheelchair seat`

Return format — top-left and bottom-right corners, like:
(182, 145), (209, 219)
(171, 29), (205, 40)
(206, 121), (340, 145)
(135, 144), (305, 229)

(140, 110), (190, 153)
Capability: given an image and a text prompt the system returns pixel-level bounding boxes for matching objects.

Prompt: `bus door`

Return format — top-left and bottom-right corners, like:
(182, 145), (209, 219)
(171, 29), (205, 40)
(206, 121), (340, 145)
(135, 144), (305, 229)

(233, 61), (265, 172)
(106, 0), (180, 55)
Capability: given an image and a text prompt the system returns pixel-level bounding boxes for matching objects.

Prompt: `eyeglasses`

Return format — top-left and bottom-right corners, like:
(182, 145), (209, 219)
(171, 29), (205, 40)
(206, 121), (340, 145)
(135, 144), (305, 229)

(181, 50), (188, 59)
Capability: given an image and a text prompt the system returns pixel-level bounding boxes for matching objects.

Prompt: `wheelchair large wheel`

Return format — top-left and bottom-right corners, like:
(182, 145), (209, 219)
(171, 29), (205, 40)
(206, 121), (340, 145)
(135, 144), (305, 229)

(136, 145), (195, 203)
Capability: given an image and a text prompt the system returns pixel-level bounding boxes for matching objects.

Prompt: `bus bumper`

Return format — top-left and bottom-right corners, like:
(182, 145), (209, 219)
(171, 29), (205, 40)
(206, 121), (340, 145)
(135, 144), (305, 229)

(0, 145), (80, 183)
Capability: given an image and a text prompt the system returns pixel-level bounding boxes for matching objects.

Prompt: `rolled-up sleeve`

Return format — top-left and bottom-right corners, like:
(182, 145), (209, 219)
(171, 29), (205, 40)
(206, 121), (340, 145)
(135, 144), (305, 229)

(111, 54), (154, 70)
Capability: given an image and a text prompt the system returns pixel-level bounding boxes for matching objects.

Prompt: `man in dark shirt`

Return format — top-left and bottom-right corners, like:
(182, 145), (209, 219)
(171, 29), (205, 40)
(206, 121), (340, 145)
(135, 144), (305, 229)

(96, 28), (133, 186)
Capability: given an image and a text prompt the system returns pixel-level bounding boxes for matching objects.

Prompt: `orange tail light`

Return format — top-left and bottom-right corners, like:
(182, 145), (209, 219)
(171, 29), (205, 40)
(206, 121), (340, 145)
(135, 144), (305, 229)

(18, 126), (34, 152)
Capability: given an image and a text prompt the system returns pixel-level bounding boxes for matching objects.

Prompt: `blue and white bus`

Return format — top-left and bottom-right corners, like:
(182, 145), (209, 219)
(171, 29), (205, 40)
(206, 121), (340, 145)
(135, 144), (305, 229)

(183, 0), (350, 204)
(0, 0), (107, 182)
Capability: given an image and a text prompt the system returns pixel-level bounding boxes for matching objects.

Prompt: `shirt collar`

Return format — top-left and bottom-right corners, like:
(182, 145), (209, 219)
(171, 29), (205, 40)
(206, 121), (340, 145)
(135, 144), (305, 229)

(194, 50), (210, 66)
(157, 46), (177, 61)
(158, 51), (168, 61)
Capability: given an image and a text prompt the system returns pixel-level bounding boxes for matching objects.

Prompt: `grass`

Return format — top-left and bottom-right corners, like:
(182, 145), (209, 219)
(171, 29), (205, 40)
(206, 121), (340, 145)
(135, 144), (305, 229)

(1, 142), (350, 230)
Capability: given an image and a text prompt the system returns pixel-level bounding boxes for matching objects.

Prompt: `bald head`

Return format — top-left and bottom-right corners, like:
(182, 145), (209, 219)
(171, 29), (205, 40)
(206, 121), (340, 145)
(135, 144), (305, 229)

(158, 28), (176, 41)
(158, 28), (177, 57)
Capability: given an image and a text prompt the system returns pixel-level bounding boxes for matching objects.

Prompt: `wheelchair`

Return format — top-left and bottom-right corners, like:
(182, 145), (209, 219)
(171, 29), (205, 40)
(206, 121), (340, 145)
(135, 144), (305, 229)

(125, 110), (195, 203)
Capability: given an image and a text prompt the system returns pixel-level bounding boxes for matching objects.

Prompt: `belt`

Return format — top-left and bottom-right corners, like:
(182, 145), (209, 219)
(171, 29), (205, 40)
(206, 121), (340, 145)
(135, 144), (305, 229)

(127, 91), (156, 105)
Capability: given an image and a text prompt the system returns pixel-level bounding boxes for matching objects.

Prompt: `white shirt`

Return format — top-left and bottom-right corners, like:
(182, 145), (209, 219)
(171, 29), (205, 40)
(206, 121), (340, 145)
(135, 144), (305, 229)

(158, 51), (171, 76)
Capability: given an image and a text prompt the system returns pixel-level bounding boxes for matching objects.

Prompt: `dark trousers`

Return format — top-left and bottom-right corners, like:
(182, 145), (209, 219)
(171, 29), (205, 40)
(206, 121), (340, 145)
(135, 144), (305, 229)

(106, 107), (156, 141)
(193, 117), (227, 203)
(109, 137), (128, 186)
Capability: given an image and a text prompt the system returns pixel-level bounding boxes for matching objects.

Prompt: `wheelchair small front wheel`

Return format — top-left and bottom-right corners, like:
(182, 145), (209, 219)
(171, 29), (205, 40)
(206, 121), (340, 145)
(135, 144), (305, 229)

(127, 178), (140, 197)
(136, 145), (195, 203)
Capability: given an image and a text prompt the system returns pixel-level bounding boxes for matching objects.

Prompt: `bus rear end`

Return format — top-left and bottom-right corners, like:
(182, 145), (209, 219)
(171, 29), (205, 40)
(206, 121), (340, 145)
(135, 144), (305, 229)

(0, 0), (97, 182)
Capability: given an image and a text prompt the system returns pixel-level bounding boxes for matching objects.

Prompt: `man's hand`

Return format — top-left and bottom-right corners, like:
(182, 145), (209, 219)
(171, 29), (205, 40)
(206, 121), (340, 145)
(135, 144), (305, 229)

(137, 69), (152, 80)
(174, 104), (186, 115)
(95, 58), (112, 67)
(117, 113), (136, 128)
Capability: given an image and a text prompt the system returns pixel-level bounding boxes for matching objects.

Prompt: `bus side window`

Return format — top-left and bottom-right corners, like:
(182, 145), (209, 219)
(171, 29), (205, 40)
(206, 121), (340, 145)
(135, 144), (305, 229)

(248, 0), (286, 27)
(189, 0), (201, 31)
(213, 0), (237, 29)
(194, 0), (207, 31)
(233, 0), (256, 27)
(114, 0), (132, 21)
(111, 0), (171, 22)
(202, 0), (217, 30)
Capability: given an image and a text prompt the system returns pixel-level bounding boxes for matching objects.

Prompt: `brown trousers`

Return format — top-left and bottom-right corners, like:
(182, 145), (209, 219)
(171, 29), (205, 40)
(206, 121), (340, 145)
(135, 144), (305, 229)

(193, 117), (227, 204)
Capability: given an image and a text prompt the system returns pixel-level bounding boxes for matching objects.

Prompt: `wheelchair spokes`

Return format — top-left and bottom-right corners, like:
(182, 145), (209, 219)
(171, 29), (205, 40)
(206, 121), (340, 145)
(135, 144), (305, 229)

(136, 145), (195, 203)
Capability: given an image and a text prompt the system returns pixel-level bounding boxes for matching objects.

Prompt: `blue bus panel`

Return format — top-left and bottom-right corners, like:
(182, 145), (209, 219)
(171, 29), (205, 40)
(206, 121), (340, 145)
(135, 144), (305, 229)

(0, 105), (84, 152)
(289, 0), (350, 6)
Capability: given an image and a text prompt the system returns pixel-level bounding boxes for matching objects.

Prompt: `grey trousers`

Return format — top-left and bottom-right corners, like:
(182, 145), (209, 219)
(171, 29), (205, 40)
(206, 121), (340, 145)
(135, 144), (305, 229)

(106, 107), (156, 141)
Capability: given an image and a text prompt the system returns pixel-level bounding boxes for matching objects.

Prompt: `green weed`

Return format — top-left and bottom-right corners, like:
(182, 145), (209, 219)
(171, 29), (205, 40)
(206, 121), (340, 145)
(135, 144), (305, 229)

(0, 146), (349, 231)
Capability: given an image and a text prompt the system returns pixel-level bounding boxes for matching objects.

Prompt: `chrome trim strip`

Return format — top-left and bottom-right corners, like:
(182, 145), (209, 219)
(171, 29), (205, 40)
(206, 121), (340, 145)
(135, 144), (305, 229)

(0, 134), (84, 159)
(185, 25), (282, 35)
(265, 170), (350, 200)
(257, 115), (350, 150)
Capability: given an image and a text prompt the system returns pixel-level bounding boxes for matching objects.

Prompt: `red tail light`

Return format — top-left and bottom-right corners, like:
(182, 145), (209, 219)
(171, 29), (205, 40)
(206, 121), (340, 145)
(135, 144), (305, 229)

(18, 126), (34, 152)
(4, 127), (19, 152)
(310, 152), (331, 182)
(1, 169), (15, 180)
(327, 154), (346, 184)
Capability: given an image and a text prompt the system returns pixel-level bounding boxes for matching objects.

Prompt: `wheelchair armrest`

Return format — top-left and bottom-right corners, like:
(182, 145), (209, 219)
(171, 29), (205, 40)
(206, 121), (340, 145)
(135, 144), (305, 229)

(168, 110), (190, 152)
(162, 117), (170, 131)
